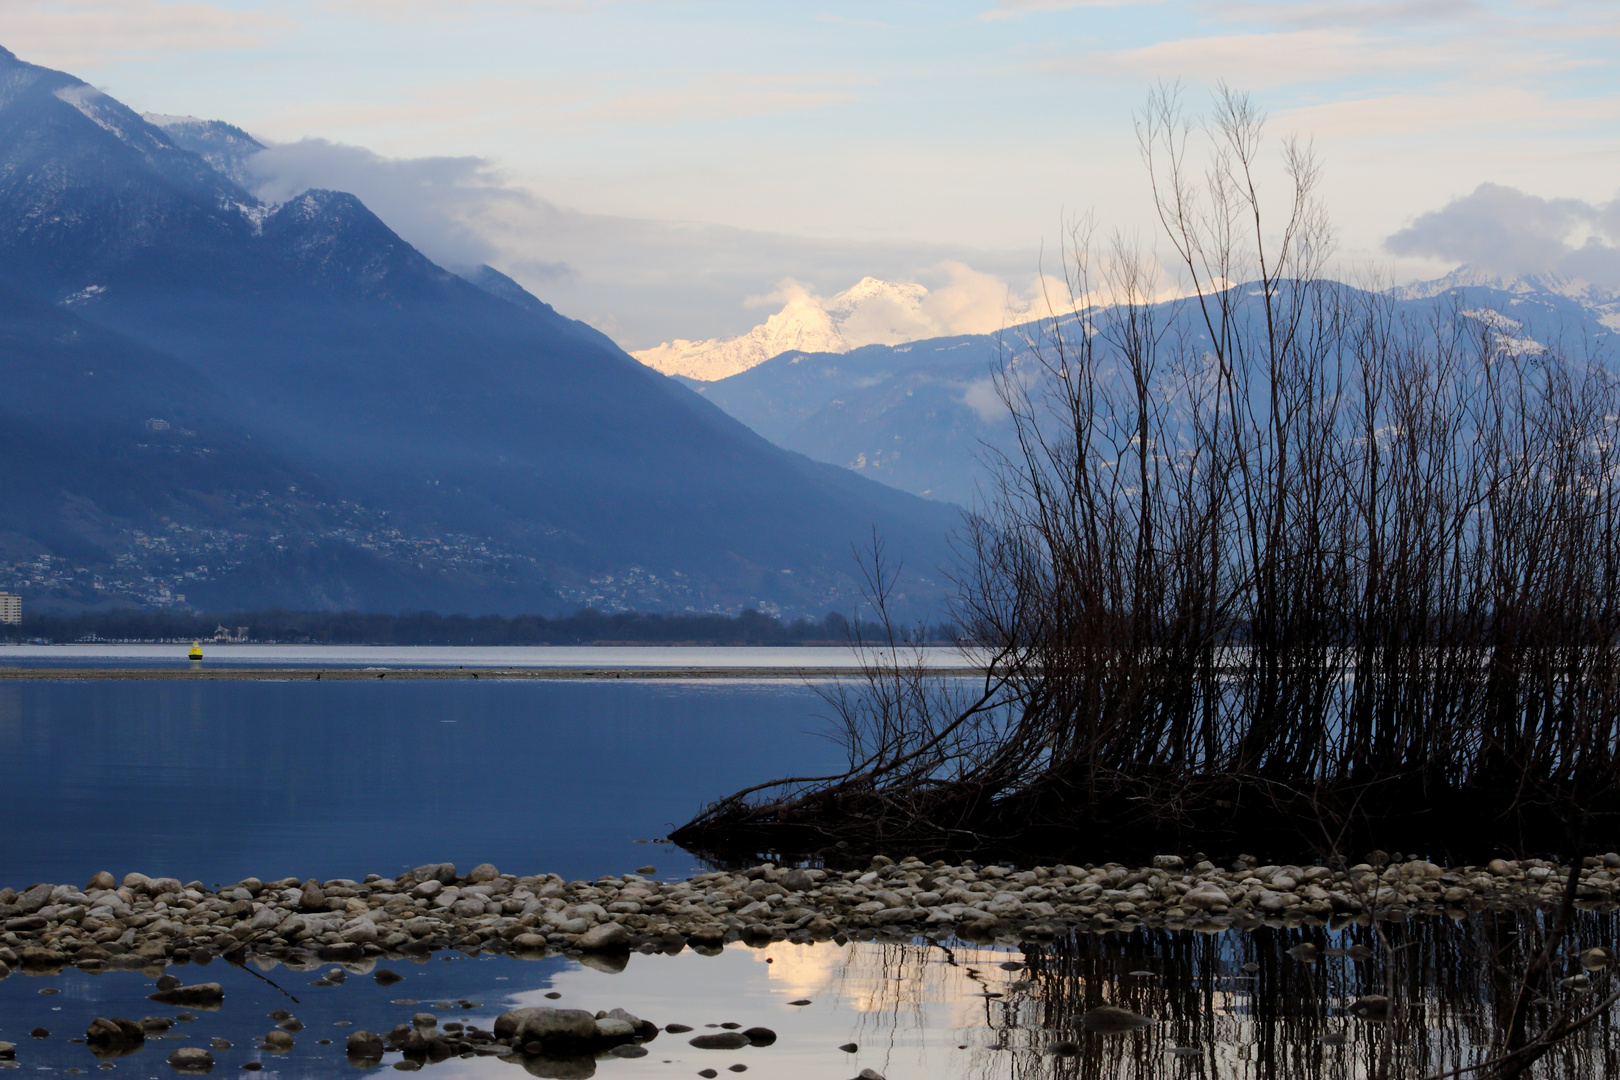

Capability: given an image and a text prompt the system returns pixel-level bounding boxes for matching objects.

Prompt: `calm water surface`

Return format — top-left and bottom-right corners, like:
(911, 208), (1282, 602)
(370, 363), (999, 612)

(0, 644), (972, 669)
(6, 652), (1620, 1078)
(0, 676), (847, 888)
(4, 917), (1620, 1079)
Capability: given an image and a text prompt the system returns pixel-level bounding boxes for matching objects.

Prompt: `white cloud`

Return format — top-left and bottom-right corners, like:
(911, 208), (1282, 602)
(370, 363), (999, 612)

(1386, 183), (1620, 288)
(247, 145), (1041, 348)
(983, 0), (1165, 18)
(3, 1), (288, 67)
(246, 139), (518, 269)
(1087, 28), (1454, 85)
(960, 377), (1009, 423)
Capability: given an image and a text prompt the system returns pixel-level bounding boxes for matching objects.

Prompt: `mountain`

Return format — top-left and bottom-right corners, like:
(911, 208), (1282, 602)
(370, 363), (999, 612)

(0, 45), (957, 616)
(632, 277), (935, 381)
(142, 114), (264, 189)
(1391, 266), (1620, 329)
(692, 274), (1620, 507)
(691, 332), (1016, 505)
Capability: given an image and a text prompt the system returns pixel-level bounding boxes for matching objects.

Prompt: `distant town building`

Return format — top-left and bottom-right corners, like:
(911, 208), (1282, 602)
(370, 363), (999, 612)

(0, 593), (19, 624)
(145, 418), (170, 431)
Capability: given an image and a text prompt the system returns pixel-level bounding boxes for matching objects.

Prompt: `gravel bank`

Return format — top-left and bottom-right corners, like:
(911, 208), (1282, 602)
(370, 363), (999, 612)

(4, 853), (1617, 974)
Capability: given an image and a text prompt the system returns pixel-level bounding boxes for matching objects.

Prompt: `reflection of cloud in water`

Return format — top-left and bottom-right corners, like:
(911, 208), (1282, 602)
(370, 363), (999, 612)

(374, 913), (1620, 1079)
(487, 940), (1020, 1079)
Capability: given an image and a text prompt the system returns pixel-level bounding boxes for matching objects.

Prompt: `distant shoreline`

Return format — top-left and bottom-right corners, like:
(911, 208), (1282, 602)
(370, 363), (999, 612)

(0, 665), (986, 681)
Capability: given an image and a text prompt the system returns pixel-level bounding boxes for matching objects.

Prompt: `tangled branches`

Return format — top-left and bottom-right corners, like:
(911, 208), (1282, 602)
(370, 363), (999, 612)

(673, 86), (1620, 864)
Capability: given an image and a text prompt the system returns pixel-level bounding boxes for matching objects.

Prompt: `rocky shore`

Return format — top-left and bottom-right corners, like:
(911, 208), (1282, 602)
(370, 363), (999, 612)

(3, 852), (1618, 977)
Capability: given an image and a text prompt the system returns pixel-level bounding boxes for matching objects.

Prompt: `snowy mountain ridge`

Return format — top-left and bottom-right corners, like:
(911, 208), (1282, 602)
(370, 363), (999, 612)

(145, 113), (265, 190)
(1393, 266), (1620, 329)
(632, 276), (936, 381)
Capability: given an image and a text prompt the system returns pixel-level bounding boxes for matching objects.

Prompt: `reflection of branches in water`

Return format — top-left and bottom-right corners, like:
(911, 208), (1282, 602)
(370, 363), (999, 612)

(821, 910), (1620, 1079)
(1015, 912), (1620, 1080)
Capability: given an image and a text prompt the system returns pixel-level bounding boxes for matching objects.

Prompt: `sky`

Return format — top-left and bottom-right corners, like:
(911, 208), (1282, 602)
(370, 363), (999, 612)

(5, 0), (1618, 349)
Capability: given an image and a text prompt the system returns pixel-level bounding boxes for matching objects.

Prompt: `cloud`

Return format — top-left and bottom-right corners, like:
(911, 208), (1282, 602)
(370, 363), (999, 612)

(1385, 183), (1620, 288)
(982, 0), (1164, 17)
(921, 261), (1047, 336)
(1223, 0), (1484, 31)
(443, 189), (1041, 349)
(4, 1), (288, 67)
(961, 378), (1009, 423)
(744, 262), (1054, 346)
(245, 139), (522, 269)
(1088, 28), (1456, 86)
(1278, 86), (1620, 139)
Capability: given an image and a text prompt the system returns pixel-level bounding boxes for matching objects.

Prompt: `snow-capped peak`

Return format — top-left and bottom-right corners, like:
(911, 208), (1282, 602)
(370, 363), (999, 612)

(634, 277), (943, 381)
(1393, 265), (1618, 306)
(1393, 265), (1620, 331)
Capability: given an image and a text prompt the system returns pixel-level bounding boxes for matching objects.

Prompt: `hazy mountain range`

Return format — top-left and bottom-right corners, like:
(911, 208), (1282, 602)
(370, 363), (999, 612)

(683, 271), (1620, 506)
(0, 45), (958, 617)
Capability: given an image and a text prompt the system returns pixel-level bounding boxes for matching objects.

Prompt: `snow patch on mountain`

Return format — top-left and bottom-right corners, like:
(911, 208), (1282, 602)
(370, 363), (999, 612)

(145, 114), (265, 189)
(1394, 265), (1620, 334)
(1394, 265), (1618, 305)
(53, 84), (172, 157)
(634, 267), (1037, 381)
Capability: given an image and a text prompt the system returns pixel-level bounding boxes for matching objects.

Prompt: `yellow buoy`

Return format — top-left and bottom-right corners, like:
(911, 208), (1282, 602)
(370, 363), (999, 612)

(188, 640), (203, 661)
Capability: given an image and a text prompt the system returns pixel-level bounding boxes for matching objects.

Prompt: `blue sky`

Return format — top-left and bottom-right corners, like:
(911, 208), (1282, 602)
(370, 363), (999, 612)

(8, 0), (1618, 346)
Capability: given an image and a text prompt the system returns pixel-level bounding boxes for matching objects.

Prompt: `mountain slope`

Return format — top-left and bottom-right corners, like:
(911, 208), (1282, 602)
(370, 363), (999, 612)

(0, 45), (957, 616)
(694, 276), (1620, 506)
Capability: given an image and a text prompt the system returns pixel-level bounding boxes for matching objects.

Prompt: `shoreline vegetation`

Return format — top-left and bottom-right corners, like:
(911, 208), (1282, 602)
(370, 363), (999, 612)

(0, 608), (953, 648)
(677, 89), (1620, 862)
(4, 853), (1616, 980)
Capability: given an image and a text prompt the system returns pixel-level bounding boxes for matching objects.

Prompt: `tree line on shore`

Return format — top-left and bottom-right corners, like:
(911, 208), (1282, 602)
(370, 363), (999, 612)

(0, 607), (957, 646)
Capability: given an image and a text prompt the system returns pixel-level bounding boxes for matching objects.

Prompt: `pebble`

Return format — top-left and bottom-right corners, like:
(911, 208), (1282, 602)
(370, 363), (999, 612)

(0, 852), (1614, 974)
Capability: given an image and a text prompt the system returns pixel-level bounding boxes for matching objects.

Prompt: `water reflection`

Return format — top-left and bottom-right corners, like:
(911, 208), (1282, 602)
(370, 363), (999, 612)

(838, 910), (1620, 1080)
(3, 913), (1620, 1078)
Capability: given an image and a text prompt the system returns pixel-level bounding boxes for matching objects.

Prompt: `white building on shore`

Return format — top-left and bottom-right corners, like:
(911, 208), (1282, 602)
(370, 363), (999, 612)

(0, 593), (19, 624)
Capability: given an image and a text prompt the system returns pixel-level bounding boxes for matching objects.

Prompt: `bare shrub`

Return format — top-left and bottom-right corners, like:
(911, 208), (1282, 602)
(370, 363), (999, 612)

(673, 86), (1620, 860)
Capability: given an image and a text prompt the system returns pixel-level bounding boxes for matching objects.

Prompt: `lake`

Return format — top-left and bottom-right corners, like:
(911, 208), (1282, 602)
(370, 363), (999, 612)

(0, 643), (972, 670)
(4, 913), (1619, 1078)
(0, 671), (849, 890)
(4, 647), (1620, 1079)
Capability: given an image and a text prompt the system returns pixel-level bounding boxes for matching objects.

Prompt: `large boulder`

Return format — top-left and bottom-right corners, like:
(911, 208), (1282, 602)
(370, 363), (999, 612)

(86, 1017), (145, 1058)
(345, 1030), (385, 1059)
(14, 884), (53, 914)
(1181, 884), (1231, 911)
(493, 1008), (599, 1044)
(576, 923), (631, 952)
